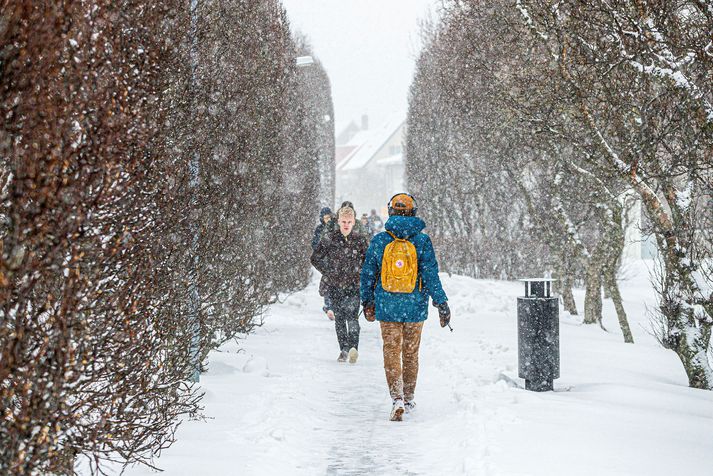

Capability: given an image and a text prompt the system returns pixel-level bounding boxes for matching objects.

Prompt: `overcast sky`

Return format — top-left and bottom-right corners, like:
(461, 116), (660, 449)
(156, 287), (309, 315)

(281, 0), (438, 135)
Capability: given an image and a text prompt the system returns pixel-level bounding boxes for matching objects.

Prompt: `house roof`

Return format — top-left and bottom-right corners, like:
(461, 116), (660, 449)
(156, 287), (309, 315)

(335, 120), (359, 146)
(335, 145), (357, 168)
(376, 153), (403, 166)
(337, 116), (405, 172)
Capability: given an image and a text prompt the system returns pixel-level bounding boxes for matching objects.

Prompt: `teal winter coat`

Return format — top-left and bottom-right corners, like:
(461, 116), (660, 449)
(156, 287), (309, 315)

(360, 215), (447, 322)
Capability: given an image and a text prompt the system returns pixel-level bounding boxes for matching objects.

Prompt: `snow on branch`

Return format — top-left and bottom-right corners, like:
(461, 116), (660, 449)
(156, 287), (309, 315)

(516, 0), (550, 42)
(630, 16), (713, 123)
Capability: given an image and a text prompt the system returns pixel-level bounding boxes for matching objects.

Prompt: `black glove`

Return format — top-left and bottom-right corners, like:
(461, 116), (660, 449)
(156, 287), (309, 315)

(434, 302), (451, 328)
(363, 302), (376, 322)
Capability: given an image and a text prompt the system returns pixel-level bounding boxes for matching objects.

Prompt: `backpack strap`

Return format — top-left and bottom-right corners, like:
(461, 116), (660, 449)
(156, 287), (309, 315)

(386, 230), (405, 242)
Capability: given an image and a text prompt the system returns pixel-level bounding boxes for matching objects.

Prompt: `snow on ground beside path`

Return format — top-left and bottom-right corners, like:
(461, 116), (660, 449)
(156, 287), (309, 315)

(119, 260), (713, 476)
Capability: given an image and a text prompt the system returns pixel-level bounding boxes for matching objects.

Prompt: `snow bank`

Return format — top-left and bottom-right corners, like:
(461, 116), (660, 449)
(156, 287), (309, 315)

(118, 261), (713, 475)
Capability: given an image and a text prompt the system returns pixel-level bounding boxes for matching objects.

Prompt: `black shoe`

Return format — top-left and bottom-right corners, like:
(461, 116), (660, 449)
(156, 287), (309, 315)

(337, 351), (348, 362)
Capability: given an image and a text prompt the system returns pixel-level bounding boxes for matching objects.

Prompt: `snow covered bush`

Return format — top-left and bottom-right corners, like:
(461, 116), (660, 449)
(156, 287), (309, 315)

(0, 0), (332, 474)
(178, 0), (333, 351)
(0, 2), (202, 474)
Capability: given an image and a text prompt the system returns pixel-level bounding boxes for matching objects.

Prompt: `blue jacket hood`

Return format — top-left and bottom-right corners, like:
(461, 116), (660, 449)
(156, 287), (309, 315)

(385, 215), (426, 239)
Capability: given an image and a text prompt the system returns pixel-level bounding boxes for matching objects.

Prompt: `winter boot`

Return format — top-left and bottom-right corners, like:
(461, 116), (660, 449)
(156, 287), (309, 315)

(404, 400), (416, 413)
(348, 347), (358, 364)
(390, 399), (405, 422)
(337, 351), (348, 362)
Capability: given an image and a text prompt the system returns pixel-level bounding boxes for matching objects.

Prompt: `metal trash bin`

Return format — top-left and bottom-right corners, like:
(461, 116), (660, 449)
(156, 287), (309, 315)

(517, 278), (559, 391)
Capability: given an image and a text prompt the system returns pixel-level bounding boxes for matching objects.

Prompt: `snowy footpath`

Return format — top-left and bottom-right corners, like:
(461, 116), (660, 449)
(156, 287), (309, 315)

(122, 262), (713, 476)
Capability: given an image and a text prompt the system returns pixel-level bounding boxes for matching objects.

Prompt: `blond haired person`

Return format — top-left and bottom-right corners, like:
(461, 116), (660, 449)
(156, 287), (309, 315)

(310, 206), (369, 362)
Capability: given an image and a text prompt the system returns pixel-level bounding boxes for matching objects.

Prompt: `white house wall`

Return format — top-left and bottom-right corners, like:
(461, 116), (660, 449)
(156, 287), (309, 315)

(335, 123), (406, 218)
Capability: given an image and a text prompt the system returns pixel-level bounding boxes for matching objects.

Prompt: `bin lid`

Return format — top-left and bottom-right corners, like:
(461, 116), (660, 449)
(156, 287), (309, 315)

(518, 278), (557, 298)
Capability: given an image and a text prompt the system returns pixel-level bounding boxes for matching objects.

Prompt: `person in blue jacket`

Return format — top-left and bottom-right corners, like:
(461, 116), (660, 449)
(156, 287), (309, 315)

(360, 193), (451, 421)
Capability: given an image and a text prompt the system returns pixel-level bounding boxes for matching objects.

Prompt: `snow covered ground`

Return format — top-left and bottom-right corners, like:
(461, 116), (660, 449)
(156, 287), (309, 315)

(120, 260), (713, 476)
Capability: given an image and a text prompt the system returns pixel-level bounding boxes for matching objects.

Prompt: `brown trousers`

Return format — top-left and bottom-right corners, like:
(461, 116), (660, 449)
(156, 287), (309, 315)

(379, 321), (424, 402)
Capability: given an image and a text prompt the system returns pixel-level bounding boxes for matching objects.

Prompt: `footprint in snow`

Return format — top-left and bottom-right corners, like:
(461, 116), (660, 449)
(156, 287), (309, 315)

(242, 356), (270, 377)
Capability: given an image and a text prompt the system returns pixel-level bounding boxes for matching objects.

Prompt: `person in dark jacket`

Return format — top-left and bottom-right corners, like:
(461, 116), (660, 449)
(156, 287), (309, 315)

(360, 213), (371, 235)
(367, 209), (384, 237)
(312, 207), (334, 251)
(360, 193), (451, 421)
(312, 207), (336, 317)
(311, 206), (369, 363)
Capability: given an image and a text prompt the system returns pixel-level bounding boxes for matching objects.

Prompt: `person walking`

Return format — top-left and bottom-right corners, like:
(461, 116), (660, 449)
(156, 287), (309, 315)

(360, 193), (451, 421)
(311, 207), (334, 251)
(360, 213), (371, 236)
(312, 207), (335, 318)
(367, 209), (384, 237)
(311, 206), (369, 363)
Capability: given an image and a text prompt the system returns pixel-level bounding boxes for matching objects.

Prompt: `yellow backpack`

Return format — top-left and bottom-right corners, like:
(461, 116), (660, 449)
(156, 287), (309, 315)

(381, 231), (418, 293)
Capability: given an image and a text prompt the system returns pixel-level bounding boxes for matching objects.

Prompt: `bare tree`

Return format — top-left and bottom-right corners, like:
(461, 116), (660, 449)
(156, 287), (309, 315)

(406, 0), (638, 343)
(516, 0), (712, 386)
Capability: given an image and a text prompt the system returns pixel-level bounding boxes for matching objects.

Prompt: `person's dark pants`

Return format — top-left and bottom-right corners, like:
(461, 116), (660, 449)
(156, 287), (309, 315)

(329, 287), (360, 352)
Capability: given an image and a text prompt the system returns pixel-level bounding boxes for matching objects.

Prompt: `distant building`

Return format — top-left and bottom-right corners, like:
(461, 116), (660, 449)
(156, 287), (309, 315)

(335, 115), (367, 147)
(621, 191), (658, 261)
(335, 115), (405, 217)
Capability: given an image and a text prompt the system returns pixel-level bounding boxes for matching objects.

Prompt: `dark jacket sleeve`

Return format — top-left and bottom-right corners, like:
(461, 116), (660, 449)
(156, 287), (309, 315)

(359, 236), (369, 263)
(419, 235), (447, 304)
(310, 234), (331, 275)
(311, 224), (323, 251)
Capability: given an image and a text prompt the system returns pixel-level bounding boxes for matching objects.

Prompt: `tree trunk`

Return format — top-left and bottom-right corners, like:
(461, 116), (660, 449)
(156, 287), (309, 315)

(554, 247), (579, 316)
(583, 264), (603, 327)
(602, 281), (611, 299)
(561, 271), (578, 316)
(603, 207), (634, 343)
(583, 243), (606, 328)
(676, 325), (712, 390)
(660, 263), (713, 390)
(662, 300), (713, 389)
(604, 266), (633, 343)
